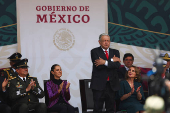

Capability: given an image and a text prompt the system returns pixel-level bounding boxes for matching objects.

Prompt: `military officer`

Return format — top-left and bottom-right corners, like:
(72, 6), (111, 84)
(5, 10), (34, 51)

(1, 52), (22, 79)
(9, 58), (47, 113)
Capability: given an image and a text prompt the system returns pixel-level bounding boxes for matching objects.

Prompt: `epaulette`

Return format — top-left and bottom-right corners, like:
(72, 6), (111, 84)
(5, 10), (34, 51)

(3, 68), (11, 79)
(3, 68), (10, 71)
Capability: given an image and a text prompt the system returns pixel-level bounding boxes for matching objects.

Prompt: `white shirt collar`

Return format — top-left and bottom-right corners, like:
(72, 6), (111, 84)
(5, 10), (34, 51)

(18, 75), (26, 81)
(124, 65), (129, 71)
(101, 47), (109, 54)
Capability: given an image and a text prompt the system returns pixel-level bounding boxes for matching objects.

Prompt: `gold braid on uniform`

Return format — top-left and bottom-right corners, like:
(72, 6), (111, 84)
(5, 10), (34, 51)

(3, 69), (12, 79)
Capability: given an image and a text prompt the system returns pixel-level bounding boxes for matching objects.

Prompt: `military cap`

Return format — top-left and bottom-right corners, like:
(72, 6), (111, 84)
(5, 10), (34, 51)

(160, 53), (170, 61)
(8, 52), (22, 61)
(13, 58), (29, 68)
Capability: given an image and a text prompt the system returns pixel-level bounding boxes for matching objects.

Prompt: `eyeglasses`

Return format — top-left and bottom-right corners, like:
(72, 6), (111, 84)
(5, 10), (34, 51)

(124, 59), (133, 61)
(100, 40), (110, 42)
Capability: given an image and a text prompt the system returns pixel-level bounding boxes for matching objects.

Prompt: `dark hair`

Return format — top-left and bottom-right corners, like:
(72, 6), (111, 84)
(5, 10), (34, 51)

(125, 65), (141, 82)
(123, 53), (134, 61)
(50, 64), (60, 80)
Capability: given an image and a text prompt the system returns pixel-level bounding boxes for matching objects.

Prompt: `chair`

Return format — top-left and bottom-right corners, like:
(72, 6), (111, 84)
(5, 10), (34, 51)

(79, 79), (106, 113)
(79, 79), (94, 113)
(43, 80), (79, 113)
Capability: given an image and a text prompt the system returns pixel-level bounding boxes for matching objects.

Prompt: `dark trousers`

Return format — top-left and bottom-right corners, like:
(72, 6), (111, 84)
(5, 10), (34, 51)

(48, 103), (75, 113)
(12, 103), (47, 113)
(0, 103), (11, 113)
(92, 82), (115, 113)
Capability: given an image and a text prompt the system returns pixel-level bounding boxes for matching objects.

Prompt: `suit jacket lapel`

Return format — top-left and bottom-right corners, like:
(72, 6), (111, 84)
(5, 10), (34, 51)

(123, 67), (127, 76)
(99, 47), (107, 60)
(123, 67), (127, 71)
(109, 48), (113, 60)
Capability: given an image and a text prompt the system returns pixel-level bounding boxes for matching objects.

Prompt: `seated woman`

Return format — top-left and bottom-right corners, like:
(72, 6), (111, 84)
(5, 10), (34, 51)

(118, 65), (145, 113)
(46, 64), (75, 113)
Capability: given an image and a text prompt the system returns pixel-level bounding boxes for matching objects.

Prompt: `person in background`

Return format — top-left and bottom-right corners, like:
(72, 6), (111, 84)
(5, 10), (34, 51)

(159, 53), (170, 78)
(161, 61), (170, 78)
(0, 76), (11, 113)
(1, 52), (22, 79)
(118, 66), (145, 113)
(46, 64), (75, 113)
(118, 53), (134, 79)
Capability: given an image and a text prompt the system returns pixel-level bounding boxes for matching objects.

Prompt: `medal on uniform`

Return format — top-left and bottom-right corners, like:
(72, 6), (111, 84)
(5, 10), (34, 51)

(16, 82), (23, 88)
(7, 82), (10, 87)
(16, 82), (20, 87)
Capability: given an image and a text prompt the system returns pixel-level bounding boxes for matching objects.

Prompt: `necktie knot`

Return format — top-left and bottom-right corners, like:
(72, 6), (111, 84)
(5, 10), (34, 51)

(23, 77), (26, 82)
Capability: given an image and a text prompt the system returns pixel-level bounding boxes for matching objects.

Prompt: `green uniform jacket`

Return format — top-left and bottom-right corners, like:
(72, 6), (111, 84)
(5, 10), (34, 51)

(9, 76), (44, 106)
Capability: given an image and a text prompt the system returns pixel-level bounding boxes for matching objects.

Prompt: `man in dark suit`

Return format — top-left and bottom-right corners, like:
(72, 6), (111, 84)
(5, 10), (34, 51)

(118, 53), (134, 79)
(0, 76), (11, 113)
(1, 52), (22, 79)
(90, 33), (121, 113)
(9, 58), (47, 113)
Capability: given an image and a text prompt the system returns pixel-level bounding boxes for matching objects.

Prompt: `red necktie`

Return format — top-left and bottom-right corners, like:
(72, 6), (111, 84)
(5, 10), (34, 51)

(105, 50), (109, 81)
(105, 50), (109, 60)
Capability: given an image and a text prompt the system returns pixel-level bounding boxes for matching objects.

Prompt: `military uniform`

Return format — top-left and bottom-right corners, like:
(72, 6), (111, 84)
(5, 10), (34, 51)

(0, 52), (22, 79)
(9, 76), (46, 113)
(1, 67), (18, 79)
(9, 59), (47, 113)
(1, 68), (30, 80)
